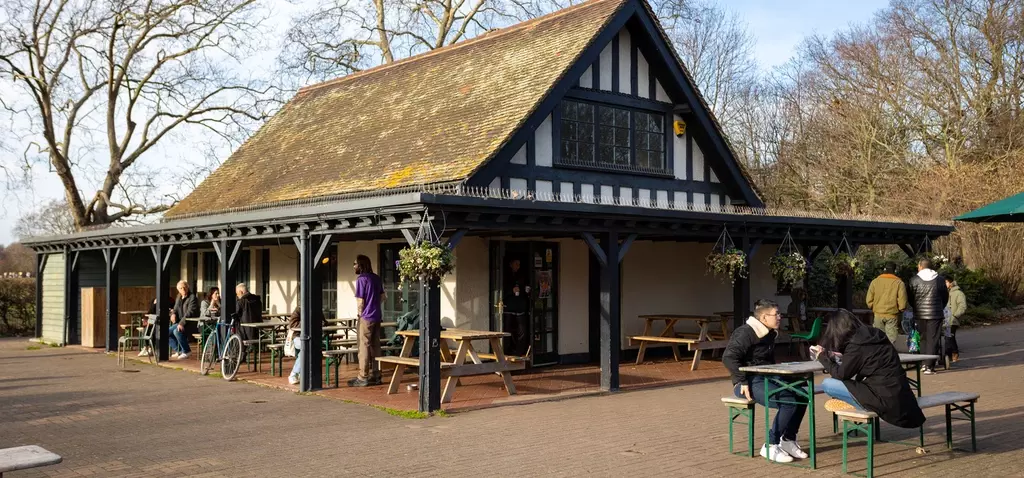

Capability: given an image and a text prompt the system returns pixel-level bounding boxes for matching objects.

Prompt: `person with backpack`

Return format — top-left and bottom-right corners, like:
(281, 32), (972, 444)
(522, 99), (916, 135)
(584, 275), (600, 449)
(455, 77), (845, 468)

(865, 262), (908, 343)
(906, 258), (949, 374)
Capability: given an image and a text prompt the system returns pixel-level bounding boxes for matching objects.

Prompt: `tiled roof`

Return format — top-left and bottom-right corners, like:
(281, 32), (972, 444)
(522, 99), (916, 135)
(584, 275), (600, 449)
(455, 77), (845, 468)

(166, 0), (630, 218)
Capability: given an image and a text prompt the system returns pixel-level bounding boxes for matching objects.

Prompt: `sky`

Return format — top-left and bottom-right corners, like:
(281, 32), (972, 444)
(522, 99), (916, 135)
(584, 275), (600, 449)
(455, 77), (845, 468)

(0, 0), (890, 246)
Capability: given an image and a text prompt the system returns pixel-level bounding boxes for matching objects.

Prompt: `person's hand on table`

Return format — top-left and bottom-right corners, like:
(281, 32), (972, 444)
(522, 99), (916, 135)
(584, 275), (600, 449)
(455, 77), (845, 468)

(740, 384), (752, 400)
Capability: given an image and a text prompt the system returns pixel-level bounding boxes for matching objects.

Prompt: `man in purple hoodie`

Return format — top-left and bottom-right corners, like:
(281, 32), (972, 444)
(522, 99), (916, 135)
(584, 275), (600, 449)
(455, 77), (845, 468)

(349, 254), (385, 387)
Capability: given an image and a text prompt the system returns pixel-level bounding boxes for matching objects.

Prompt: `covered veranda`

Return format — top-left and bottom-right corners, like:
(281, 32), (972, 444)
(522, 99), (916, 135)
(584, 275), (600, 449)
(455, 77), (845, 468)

(24, 186), (953, 412)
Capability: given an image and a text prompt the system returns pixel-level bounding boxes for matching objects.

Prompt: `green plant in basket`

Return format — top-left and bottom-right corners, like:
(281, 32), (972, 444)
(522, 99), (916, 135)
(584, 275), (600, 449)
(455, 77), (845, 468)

(828, 252), (860, 278)
(770, 251), (807, 289)
(398, 242), (455, 282)
(706, 248), (748, 284)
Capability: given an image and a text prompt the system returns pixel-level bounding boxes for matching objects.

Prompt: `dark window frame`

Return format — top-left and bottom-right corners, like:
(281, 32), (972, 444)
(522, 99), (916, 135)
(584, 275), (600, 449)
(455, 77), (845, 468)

(557, 99), (670, 176)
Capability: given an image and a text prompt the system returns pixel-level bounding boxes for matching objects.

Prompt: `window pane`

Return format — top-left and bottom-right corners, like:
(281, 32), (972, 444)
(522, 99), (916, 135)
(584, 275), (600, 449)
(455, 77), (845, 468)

(579, 103), (594, 122)
(580, 143), (595, 162)
(650, 115), (663, 133)
(650, 133), (663, 151)
(652, 151), (665, 169)
(614, 147), (629, 164)
(614, 127), (629, 146)
(561, 141), (574, 162)
(636, 132), (648, 150)
(580, 122), (594, 143)
(615, 109), (629, 126)
(598, 145), (614, 164)
(598, 125), (614, 144)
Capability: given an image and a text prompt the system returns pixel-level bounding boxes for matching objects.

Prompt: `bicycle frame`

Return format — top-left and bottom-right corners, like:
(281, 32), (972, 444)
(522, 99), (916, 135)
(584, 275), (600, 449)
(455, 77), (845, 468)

(208, 320), (237, 361)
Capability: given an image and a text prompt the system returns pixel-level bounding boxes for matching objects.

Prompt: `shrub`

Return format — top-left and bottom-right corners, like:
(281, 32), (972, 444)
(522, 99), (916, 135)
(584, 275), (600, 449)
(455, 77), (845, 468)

(0, 278), (35, 337)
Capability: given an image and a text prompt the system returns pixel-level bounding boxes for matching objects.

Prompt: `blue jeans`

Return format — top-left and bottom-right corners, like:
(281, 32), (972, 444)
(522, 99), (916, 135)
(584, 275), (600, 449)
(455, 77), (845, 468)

(735, 376), (808, 444)
(290, 337), (302, 378)
(821, 378), (864, 410)
(169, 324), (191, 354)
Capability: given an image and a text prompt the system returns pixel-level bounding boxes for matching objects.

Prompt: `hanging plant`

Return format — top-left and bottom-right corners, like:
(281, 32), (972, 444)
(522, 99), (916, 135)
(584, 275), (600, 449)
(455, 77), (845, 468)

(398, 242), (455, 282)
(707, 248), (748, 284)
(769, 230), (806, 289)
(828, 252), (860, 278)
(770, 252), (807, 289)
(931, 254), (949, 270)
(706, 226), (747, 284)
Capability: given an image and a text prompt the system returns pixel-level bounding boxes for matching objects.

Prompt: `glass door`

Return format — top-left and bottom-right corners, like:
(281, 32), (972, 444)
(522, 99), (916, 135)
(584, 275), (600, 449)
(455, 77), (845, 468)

(380, 244), (419, 323)
(530, 243), (559, 365)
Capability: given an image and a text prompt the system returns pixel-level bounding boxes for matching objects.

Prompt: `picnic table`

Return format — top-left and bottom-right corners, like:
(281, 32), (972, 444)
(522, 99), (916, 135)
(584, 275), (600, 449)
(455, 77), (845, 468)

(738, 353), (939, 469)
(630, 314), (729, 370)
(382, 328), (524, 404)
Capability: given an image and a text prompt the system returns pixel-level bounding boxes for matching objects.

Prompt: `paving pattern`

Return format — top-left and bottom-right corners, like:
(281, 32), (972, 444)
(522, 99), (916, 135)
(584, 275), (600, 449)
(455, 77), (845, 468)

(2, 323), (1023, 477)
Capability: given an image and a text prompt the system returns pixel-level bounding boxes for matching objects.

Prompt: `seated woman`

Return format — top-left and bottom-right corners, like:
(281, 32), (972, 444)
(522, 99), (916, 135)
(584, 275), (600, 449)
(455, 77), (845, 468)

(200, 287), (221, 321)
(286, 307), (327, 386)
(812, 309), (926, 429)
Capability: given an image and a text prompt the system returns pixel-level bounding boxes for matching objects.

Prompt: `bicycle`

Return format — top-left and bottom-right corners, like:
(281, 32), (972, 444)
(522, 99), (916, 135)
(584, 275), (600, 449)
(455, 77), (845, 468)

(199, 318), (244, 381)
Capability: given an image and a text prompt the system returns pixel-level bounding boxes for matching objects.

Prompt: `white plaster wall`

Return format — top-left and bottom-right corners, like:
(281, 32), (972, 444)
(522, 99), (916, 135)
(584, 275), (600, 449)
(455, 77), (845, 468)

(268, 245), (300, 314)
(619, 242), (785, 350)
(558, 239), (589, 355)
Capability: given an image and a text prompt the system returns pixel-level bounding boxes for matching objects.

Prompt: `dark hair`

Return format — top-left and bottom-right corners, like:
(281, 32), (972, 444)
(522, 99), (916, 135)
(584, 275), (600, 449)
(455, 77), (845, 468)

(753, 299), (779, 318)
(819, 309), (864, 353)
(882, 262), (897, 273)
(208, 286), (219, 297)
(355, 255), (373, 275)
(918, 258), (933, 270)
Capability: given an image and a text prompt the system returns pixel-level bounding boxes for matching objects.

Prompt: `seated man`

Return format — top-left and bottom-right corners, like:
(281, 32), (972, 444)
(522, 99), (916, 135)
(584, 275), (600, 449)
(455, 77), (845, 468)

(723, 299), (809, 463)
(169, 280), (200, 359)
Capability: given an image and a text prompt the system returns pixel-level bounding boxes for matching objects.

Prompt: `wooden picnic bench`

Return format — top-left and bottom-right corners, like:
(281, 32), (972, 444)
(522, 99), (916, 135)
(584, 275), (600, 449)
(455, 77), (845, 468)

(379, 328), (524, 403)
(0, 445), (62, 477)
(629, 314), (729, 370)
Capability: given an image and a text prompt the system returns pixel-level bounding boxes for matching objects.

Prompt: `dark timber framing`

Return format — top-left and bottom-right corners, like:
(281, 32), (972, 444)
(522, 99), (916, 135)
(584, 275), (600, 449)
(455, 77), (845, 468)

(34, 253), (47, 339)
(63, 248), (80, 346)
(151, 244), (174, 361)
(104, 248), (122, 352)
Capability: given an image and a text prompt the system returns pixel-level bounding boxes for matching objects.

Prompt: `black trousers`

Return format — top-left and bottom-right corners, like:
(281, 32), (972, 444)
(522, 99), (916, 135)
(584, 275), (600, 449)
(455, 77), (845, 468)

(948, 325), (960, 355)
(916, 318), (943, 369)
(503, 312), (529, 356)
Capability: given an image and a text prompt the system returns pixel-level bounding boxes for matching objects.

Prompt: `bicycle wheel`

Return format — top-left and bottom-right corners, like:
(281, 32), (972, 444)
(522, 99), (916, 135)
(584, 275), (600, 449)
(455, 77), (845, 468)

(200, 334), (217, 375)
(222, 334), (243, 381)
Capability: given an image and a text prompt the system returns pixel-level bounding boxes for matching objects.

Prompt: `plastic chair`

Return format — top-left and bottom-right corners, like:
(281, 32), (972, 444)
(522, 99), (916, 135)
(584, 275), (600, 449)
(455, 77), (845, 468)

(792, 316), (823, 353)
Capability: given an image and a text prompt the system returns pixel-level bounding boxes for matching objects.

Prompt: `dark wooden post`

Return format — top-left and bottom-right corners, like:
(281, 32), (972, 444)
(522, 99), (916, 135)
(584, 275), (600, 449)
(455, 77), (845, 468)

(296, 230), (326, 392)
(34, 253), (46, 339)
(732, 236), (752, 330)
(217, 239), (238, 328)
(836, 243), (859, 310)
(418, 277), (442, 412)
(152, 244), (172, 361)
(63, 249), (80, 345)
(599, 231), (621, 392)
(104, 248), (121, 352)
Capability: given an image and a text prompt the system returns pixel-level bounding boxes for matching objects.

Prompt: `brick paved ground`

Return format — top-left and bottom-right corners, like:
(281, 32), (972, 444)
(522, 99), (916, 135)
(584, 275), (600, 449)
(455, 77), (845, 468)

(2, 323), (1023, 477)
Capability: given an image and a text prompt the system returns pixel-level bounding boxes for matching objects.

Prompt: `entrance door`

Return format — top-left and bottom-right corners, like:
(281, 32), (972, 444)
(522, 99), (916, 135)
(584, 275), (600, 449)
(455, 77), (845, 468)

(490, 241), (559, 366)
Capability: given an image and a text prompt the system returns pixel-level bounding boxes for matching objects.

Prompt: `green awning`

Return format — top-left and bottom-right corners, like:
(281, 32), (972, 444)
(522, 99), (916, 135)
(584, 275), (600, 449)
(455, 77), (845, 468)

(955, 191), (1024, 222)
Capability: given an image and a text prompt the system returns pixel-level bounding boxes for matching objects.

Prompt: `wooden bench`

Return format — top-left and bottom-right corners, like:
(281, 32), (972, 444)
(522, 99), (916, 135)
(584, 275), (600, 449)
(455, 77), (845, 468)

(628, 335), (698, 365)
(835, 391), (980, 478)
(319, 346), (401, 387)
(721, 397), (756, 457)
(477, 346), (533, 364)
(0, 445), (62, 476)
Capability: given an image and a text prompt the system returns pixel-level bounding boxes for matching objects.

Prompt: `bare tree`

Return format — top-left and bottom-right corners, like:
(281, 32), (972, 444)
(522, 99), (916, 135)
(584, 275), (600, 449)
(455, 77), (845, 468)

(0, 242), (35, 273)
(278, 0), (581, 82)
(13, 199), (77, 239)
(0, 0), (282, 231)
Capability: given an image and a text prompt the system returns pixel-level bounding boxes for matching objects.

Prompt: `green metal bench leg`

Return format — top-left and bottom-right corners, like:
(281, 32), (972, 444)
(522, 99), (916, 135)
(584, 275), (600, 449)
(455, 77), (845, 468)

(833, 413), (838, 434)
(970, 402), (977, 452)
(946, 404), (953, 449)
(726, 405), (755, 457)
(841, 419), (874, 478)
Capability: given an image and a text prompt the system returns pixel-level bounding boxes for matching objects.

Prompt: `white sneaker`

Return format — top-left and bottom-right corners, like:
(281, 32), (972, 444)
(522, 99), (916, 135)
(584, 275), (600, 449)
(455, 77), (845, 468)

(760, 444), (794, 463)
(923, 368), (935, 375)
(779, 439), (808, 460)
(288, 375), (300, 385)
(178, 353), (189, 360)
(138, 348), (151, 357)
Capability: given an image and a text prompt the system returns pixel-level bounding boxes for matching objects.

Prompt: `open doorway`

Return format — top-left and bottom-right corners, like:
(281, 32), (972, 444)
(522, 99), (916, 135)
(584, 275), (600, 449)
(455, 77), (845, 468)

(490, 241), (559, 366)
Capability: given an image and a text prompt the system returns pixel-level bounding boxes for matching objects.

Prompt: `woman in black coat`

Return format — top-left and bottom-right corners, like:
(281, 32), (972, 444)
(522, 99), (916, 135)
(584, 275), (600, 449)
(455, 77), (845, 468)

(812, 309), (926, 428)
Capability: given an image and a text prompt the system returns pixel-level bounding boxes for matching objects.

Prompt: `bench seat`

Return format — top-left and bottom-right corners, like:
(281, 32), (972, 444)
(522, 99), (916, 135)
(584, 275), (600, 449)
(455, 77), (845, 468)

(918, 391), (980, 409)
(628, 335), (699, 344)
(721, 397), (754, 407)
(376, 356), (455, 368)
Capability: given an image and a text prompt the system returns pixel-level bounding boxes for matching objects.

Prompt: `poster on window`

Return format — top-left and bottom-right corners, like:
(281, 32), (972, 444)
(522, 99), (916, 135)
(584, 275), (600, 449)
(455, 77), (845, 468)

(536, 270), (552, 298)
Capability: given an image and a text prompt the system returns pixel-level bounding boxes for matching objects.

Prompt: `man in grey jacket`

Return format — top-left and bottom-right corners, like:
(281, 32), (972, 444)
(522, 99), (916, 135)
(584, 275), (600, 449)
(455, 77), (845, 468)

(169, 280), (200, 359)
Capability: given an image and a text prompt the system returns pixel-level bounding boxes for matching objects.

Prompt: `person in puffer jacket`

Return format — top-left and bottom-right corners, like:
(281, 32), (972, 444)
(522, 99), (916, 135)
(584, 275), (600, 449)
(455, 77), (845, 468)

(907, 258), (948, 373)
(723, 299), (809, 464)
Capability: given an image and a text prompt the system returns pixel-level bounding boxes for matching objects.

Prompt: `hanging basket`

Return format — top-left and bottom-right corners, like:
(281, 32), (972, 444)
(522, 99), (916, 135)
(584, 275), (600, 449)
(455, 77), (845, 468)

(828, 252), (860, 278)
(398, 241), (455, 282)
(706, 227), (747, 284)
(931, 254), (949, 270)
(769, 230), (807, 289)
(706, 248), (748, 284)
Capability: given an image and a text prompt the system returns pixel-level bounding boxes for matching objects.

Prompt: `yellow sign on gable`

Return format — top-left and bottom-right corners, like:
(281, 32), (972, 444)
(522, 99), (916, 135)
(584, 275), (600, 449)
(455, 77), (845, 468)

(673, 120), (687, 137)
